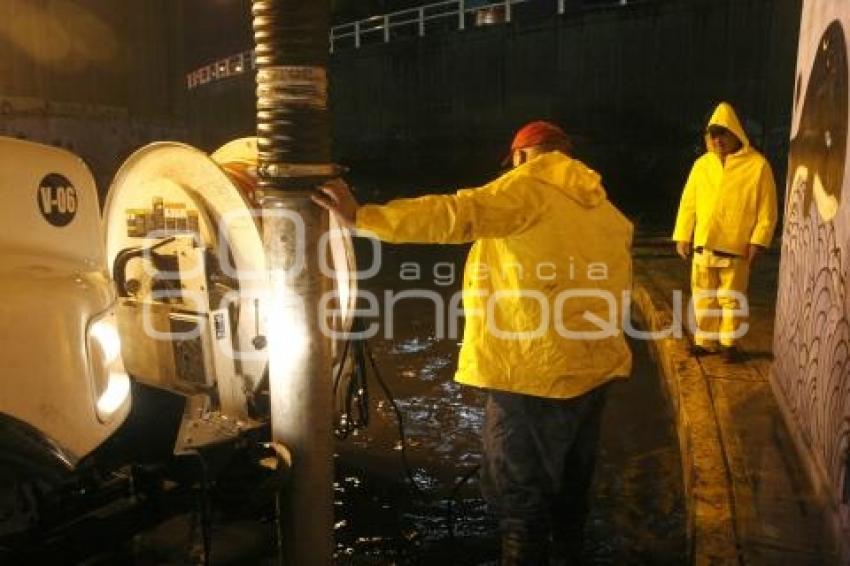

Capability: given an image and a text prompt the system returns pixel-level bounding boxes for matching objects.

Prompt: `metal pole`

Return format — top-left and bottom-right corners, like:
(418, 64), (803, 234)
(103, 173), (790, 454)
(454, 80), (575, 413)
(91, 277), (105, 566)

(419, 7), (425, 36)
(458, 0), (465, 30)
(263, 194), (332, 565)
(504, 0), (512, 23)
(251, 1), (334, 564)
(558, 0), (565, 15)
(383, 14), (390, 42)
(355, 20), (361, 48)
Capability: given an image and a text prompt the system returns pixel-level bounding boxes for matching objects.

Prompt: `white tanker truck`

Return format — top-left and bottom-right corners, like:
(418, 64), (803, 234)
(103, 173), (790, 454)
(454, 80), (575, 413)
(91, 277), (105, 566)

(0, 136), (355, 557)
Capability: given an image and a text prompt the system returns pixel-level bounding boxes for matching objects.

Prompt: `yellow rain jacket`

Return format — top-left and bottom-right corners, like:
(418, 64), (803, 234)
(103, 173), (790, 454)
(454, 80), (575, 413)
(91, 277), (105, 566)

(672, 102), (777, 255)
(356, 152), (633, 399)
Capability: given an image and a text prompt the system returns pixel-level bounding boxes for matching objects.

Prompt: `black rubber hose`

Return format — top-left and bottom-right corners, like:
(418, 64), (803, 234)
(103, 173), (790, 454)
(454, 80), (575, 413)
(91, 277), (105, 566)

(251, 0), (332, 191)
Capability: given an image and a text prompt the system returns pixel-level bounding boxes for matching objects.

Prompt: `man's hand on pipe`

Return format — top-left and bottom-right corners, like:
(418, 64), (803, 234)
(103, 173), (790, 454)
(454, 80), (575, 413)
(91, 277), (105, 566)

(313, 178), (359, 228)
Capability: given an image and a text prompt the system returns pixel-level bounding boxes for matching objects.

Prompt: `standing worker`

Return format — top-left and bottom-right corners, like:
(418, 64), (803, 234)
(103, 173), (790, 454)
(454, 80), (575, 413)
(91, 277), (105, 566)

(314, 121), (633, 565)
(672, 102), (778, 362)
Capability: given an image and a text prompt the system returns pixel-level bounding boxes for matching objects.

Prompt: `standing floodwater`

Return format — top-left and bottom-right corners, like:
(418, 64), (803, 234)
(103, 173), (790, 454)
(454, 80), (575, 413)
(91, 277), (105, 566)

(56, 246), (685, 565)
(333, 246), (686, 564)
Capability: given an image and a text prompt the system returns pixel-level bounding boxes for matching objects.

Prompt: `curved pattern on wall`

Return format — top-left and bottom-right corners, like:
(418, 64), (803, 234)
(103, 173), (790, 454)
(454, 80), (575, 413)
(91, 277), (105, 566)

(775, 172), (850, 501)
(774, 12), (850, 531)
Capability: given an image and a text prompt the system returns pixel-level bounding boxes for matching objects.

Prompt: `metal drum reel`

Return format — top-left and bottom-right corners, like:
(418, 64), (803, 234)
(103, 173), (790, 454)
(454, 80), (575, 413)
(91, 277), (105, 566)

(104, 140), (357, 449)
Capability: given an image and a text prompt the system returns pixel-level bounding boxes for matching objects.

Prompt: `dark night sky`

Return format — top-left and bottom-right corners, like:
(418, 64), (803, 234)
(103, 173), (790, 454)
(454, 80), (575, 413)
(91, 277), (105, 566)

(180, 0), (633, 70)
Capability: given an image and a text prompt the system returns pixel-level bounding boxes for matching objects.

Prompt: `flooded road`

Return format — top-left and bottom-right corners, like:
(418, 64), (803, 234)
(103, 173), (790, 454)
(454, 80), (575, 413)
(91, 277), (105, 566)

(50, 246), (684, 565)
(332, 245), (686, 564)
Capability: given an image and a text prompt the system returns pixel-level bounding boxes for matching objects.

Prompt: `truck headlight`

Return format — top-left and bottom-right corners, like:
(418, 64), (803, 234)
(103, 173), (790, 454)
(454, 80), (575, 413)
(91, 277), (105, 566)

(90, 318), (121, 365)
(88, 312), (130, 422)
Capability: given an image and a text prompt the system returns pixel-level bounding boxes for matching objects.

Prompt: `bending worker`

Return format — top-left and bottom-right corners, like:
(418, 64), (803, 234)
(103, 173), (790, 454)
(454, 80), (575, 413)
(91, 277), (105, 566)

(314, 121), (633, 565)
(672, 102), (778, 362)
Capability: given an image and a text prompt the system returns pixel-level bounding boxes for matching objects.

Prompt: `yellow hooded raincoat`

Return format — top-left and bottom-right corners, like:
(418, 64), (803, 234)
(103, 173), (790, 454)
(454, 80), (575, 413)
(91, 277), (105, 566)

(672, 102), (777, 255)
(673, 102), (778, 348)
(356, 152), (633, 399)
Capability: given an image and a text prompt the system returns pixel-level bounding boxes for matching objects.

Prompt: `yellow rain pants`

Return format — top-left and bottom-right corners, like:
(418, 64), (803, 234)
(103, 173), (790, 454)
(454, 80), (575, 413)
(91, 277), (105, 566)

(691, 249), (750, 348)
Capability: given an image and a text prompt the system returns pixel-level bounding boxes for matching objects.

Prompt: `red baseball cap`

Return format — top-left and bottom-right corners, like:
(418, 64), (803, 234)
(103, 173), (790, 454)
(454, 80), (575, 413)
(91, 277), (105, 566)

(502, 120), (570, 165)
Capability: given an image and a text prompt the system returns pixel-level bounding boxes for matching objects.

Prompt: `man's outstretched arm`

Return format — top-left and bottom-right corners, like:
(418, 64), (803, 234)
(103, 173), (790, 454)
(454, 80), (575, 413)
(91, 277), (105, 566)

(313, 177), (539, 244)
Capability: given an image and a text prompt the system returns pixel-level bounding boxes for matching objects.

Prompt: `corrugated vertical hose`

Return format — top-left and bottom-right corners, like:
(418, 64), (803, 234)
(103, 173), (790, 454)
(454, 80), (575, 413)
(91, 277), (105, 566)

(251, 0), (479, 552)
(252, 0), (333, 190)
(252, 2), (336, 563)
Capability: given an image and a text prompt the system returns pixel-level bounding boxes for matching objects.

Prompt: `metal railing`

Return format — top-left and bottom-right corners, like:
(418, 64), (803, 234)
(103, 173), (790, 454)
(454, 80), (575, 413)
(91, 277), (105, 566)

(330, 0), (529, 52)
(186, 0), (630, 90)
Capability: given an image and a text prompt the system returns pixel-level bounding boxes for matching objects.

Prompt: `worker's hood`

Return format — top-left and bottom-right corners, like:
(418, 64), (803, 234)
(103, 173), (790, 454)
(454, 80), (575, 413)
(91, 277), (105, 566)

(704, 102), (751, 152)
(519, 151), (606, 208)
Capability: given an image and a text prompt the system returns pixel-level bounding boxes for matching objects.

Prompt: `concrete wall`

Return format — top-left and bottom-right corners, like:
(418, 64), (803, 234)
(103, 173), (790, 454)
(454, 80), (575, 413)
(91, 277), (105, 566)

(184, 0), (801, 227)
(773, 1), (850, 557)
(0, 0), (186, 197)
(0, 99), (184, 199)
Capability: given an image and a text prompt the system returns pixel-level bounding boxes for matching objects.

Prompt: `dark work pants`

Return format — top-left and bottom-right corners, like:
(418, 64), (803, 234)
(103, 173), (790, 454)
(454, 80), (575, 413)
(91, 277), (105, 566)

(480, 385), (608, 552)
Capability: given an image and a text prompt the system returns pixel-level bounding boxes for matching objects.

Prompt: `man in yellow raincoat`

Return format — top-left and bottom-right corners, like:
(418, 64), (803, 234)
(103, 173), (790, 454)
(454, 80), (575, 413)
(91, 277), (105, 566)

(673, 102), (777, 362)
(315, 121), (633, 565)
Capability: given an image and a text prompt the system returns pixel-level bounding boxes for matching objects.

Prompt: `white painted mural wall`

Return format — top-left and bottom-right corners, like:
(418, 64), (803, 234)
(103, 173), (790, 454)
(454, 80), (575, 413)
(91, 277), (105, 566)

(774, 0), (850, 555)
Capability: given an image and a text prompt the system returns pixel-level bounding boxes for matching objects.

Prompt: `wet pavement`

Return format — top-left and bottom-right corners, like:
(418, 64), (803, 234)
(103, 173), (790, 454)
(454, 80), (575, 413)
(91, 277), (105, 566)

(60, 246), (686, 565)
(633, 249), (838, 564)
(331, 245), (686, 565)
